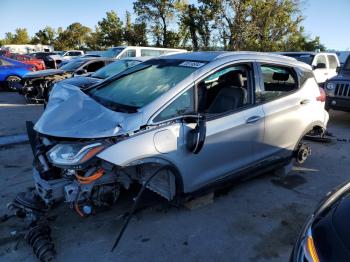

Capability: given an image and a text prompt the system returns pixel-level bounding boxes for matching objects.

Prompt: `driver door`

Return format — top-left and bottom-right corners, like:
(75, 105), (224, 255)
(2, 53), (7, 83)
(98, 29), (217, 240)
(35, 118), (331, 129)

(151, 63), (265, 193)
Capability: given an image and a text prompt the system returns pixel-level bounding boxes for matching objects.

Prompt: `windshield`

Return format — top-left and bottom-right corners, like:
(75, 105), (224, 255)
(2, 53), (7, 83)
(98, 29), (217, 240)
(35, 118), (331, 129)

(91, 60), (141, 79)
(284, 54), (315, 65)
(103, 48), (125, 58)
(344, 57), (350, 70)
(89, 59), (203, 109)
(60, 60), (85, 71)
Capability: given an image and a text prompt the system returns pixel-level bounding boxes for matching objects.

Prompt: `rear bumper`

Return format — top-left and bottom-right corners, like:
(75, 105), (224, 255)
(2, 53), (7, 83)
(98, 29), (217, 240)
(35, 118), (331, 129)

(326, 97), (350, 112)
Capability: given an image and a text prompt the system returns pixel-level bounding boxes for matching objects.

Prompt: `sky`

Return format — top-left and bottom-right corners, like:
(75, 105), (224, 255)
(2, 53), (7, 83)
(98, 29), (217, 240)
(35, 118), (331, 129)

(1, 0), (349, 50)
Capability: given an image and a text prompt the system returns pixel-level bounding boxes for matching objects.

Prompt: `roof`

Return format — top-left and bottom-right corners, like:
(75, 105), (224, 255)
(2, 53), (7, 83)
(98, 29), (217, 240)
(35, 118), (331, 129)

(155, 51), (312, 70)
(278, 51), (337, 56)
(120, 56), (153, 62)
(159, 51), (296, 62)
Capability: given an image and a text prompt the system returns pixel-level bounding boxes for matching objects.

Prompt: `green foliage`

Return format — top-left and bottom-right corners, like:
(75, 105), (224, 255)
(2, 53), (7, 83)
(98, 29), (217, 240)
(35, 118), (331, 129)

(97, 10), (124, 48)
(31, 26), (56, 45)
(134, 0), (178, 47)
(0, 1), (326, 52)
(124, 11), (148, 46)
(54, 23), (91, 50)
(2, 28), (30, 44)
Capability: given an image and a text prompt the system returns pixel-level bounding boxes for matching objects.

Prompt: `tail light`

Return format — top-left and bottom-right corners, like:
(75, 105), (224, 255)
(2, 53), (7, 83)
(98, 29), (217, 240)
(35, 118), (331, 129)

(316, 87), (326, 102)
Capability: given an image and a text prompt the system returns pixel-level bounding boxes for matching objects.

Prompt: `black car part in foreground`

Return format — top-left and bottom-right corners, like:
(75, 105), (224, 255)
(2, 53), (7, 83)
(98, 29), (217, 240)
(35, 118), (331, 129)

(291, 180), (350, 262)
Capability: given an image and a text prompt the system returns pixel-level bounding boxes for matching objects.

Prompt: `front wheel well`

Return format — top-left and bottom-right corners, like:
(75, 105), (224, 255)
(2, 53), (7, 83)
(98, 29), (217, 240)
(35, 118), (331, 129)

(120, 160), (184, 201)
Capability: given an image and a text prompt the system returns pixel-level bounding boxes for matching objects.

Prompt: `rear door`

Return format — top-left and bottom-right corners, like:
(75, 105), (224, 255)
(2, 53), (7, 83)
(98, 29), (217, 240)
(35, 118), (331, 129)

(257, 62), (311, 160)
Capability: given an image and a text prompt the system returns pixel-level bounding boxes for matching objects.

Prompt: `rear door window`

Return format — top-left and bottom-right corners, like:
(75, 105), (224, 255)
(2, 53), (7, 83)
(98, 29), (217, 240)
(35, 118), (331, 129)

(120, 49), (136, 58)
(141, 49), (162, 57)
(327, 55), (338, 69)
(260, 64), (298, 102)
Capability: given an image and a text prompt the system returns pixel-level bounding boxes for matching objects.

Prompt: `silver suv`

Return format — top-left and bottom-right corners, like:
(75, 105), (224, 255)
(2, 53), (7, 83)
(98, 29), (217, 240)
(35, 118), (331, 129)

(24, 52), (329, 214)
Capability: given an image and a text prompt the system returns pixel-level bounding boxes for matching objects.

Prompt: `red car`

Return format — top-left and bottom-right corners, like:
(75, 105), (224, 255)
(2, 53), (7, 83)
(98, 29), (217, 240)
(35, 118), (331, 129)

(8, 53), (46, 71)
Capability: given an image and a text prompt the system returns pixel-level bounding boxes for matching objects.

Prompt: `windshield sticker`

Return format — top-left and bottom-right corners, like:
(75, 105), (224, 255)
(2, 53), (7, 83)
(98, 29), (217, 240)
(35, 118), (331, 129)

(179, 61), (205, 68)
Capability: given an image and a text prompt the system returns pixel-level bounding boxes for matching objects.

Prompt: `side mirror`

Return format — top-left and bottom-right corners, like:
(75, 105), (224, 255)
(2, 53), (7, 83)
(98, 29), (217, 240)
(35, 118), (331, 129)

(336, 66), (341, 73)
(75, 69), (87, 75)
(186, 115), (206, 154)
(315, 63), (326, 69)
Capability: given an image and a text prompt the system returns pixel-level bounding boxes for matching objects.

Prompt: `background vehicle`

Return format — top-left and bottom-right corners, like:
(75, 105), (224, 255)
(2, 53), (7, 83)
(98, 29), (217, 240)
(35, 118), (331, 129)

(336, 51), (350, 67)
(279, 52), (340, 86)
(58, 56), (151, 90)
(324, 55), (350, 112)
(103, 46), (186, 59)
(22, 52), (328, 219)
(59, 50), (85, 61)
(0, 56), (33, 91)
(291, 180), (350, 262)
(29, 52), (61, 69)
(20, 57), (115, 102)
(8, 53), (46, 71)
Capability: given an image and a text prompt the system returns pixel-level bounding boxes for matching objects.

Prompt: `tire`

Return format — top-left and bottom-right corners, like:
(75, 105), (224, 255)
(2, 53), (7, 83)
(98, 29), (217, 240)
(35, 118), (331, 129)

(6, 75), (21, 92)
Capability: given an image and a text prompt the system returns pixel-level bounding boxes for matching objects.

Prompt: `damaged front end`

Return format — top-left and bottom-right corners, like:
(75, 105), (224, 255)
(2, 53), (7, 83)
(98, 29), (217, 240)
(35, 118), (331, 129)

(28, 128), (128, 215)
(20, 70), (72, 103)
(7, 82), (179, 261)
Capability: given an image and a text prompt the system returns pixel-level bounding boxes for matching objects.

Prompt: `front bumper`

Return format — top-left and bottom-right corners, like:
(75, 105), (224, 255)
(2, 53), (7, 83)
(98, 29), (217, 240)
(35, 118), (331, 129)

(326, 96), (350, 112)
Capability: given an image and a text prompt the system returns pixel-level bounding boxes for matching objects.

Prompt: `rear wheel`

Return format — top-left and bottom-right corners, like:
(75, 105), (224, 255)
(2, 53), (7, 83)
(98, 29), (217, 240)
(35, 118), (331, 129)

(6, 75), (21, 92)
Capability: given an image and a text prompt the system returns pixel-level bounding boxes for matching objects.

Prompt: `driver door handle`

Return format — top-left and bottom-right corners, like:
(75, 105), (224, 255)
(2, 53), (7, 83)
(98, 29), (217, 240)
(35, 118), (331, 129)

(246, 116), (262, 124)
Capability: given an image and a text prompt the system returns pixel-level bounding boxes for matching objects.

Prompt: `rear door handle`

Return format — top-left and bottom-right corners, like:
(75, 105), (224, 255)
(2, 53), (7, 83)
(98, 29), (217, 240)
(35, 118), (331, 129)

(300, 99), (311, 105)
(246, 116), (262, 124)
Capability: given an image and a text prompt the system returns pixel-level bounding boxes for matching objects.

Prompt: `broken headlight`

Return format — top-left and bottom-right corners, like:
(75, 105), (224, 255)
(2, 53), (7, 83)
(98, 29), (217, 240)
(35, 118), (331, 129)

(47, 142), (106, 168)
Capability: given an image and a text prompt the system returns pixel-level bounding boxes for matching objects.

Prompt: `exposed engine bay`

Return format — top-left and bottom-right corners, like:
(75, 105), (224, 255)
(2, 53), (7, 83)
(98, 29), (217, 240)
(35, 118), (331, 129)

(20, 72), (72, 103)
(4, 121), (177, 261)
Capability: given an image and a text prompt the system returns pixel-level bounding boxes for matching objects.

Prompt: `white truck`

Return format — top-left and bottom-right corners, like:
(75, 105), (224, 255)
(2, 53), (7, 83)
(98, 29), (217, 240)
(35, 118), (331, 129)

(279, 52), (340, 86)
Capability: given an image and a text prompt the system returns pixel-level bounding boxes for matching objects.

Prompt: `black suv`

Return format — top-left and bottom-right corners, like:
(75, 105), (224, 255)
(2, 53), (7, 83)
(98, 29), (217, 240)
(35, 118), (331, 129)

(325, 55), (350, 112)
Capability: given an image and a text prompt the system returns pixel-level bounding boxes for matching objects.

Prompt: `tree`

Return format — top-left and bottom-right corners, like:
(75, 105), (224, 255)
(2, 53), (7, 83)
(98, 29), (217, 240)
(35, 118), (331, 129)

(97, 11), (124, 48)
(55, 23), (91, 50)
(3, 28), (30, 44)
(31, 26), (56, 45)
(132, 21), (148, 46)
(134, 0), (178, 47)
(2, 32), (15, 44)
(178, 3), (214, 50)
(200, 0), (305, 51)
(86, 26), (104, 50)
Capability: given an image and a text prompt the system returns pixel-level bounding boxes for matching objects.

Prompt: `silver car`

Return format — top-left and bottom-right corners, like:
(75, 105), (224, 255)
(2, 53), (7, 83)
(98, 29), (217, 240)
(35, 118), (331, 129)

(22, 52), (329, 215)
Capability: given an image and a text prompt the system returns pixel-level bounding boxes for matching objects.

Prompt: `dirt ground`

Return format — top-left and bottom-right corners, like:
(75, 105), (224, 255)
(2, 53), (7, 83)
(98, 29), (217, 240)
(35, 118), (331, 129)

(0, 91), (349, 262)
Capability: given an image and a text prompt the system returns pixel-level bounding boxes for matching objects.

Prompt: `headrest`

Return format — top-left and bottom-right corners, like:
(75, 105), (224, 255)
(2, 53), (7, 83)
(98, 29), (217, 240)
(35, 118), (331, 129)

(272, 72), (289, 82)
(218, 71), (244, 87)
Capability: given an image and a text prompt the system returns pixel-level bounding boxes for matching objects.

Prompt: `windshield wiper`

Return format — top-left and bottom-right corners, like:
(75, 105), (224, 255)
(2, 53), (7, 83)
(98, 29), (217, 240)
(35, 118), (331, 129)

(91, 95), (139, 113)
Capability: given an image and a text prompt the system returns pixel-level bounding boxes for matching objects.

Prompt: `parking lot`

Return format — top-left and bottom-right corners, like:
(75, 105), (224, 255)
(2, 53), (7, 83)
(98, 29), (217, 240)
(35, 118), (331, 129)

(0, 91), (350, 262)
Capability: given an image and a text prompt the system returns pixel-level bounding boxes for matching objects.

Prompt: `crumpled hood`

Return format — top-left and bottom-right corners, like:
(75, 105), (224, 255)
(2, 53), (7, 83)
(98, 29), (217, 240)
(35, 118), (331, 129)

(59, 76), (102, 89)
(34, 83), (141, 139)
(24, 69), (65, 79)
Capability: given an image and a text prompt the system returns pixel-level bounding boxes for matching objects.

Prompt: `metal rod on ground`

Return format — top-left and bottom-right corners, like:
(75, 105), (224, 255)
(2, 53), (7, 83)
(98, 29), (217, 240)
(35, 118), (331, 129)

(111, 165), (170, 252)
